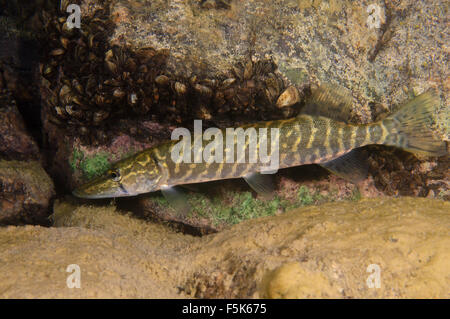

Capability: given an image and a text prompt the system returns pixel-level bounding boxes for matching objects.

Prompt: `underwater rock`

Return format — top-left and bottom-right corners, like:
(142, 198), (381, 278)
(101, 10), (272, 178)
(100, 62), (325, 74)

(109, 0), (448, 129)
(0, 160), (55, 225)
(38, 0), (290, 147)
(368, 146), (450, 200)
(0, 0), (46, 149)
(0, 91), (40, 161)
(261, 262), (336, 298)
(0, 197), (448, 298)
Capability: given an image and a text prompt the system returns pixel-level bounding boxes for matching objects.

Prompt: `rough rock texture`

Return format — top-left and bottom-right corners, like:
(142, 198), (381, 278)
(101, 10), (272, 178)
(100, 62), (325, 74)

(0, 2), (44, 152)
(0, 197), (448, 298)
(0, 91), (40, 161)
(111, 0), (449, 130)
(0, 160), (55, 225)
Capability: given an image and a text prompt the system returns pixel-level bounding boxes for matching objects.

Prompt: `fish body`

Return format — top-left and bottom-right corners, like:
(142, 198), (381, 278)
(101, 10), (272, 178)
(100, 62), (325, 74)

(73, 89), (447, 200)
(146, 116), (377, 185)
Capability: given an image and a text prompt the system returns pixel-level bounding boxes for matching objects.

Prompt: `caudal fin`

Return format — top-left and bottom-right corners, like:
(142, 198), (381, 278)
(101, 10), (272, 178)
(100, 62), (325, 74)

(382, 92), (447, 156)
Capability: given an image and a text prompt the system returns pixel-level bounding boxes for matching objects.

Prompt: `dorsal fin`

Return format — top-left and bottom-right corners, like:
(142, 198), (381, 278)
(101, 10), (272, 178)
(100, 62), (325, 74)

(300, 84), (355, 123)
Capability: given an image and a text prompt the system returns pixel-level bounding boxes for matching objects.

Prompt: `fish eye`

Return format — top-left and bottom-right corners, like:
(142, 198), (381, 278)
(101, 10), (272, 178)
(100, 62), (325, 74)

(110, 170), (121, 182)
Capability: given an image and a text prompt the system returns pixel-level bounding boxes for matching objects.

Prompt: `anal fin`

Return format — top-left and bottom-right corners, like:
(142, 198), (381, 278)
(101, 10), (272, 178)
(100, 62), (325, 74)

(320, 148), (368, 183)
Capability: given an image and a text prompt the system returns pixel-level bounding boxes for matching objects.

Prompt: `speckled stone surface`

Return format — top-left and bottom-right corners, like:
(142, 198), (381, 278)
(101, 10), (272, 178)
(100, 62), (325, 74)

(110, 0), (448, 133)
(0, 160), (55, 225)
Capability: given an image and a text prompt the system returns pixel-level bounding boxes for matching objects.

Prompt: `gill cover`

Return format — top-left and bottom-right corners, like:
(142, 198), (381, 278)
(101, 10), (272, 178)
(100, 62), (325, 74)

(72, 150), (165, 199)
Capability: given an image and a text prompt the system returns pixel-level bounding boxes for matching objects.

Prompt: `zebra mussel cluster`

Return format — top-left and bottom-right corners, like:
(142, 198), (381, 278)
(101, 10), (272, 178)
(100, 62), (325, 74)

(40, 1), (301, 145)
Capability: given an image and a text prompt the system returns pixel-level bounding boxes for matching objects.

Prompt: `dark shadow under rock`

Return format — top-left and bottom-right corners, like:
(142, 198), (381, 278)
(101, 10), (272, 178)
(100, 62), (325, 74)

(0, 90), (40, 161)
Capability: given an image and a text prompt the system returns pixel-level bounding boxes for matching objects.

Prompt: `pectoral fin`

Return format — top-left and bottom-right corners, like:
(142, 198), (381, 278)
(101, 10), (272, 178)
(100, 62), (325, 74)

(243, 172), (275, 198)
(320, 148), (368, 183)
(161, 186), (191, 216)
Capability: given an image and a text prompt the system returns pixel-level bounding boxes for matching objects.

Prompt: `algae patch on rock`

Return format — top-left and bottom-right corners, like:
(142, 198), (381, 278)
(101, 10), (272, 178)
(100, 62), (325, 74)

(0, 197), (448, 298)
(133, 179), (366, 233)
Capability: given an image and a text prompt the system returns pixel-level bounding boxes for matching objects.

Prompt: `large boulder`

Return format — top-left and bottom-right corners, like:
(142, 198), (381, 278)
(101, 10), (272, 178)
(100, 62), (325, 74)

(0, 197), (448, 298)
(0, 160), (55, 225)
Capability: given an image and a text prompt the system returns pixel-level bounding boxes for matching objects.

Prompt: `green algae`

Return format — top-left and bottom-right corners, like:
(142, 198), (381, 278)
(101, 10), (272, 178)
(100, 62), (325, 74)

(190, 192), (284, 226)
(146, 182), (365, 228)
(70, 149), (111, 180)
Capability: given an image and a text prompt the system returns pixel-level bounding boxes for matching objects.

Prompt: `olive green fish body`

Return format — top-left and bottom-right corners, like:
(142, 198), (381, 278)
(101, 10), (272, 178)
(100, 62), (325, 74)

(73, 91), (447, 199)
(157, 116), (381, 187)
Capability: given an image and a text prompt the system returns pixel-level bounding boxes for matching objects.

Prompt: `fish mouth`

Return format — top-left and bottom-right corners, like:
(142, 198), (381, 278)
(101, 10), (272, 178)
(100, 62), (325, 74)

(72, 189), (103, 199)
(72, 188), (132, 199)
(72, 188), (112, 199)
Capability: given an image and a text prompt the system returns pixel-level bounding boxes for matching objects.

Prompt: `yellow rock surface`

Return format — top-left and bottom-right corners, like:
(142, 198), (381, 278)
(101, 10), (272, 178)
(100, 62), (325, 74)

(0, 197), (448, 298)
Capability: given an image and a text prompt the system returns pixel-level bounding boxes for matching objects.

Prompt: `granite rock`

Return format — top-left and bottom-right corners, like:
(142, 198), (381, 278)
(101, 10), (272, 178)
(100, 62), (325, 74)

(0, 160), (55, 225)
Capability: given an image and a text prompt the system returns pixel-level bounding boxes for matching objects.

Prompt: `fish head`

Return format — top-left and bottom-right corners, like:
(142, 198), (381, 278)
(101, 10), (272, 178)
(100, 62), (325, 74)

(72, 152), (164, 199)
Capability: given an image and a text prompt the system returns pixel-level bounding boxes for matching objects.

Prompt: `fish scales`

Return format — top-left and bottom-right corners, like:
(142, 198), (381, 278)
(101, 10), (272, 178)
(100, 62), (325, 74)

(152, 115), (373, 187)
(73, 91), (447, 200)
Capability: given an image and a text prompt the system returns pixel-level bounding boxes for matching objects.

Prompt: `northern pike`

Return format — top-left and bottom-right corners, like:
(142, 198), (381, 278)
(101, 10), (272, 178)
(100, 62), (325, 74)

(73, 86), (447, 208)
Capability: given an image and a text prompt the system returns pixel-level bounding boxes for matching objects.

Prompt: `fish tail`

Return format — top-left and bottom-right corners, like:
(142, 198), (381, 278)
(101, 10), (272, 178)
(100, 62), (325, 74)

(381, 92), (447, 156)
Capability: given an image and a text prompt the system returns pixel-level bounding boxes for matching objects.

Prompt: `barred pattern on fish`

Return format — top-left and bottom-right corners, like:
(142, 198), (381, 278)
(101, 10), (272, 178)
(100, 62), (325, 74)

(146, 116), (384, 185)
(73, 86), (447, 208)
